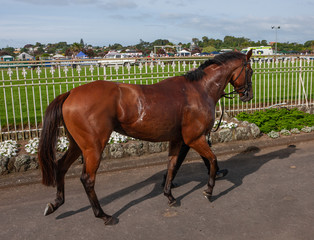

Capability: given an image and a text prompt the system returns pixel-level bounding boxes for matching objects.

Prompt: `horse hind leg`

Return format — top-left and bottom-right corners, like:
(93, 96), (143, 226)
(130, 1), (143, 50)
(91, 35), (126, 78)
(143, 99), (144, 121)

(44, 137), (81, 216)
(162, 142), (190, 187)
(80, 138), (118, 225)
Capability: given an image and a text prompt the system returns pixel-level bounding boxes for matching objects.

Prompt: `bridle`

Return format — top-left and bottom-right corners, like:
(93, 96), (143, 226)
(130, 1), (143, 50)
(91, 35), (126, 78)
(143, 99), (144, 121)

(223, 60), (253, 99)
(212, 60), (253, 132)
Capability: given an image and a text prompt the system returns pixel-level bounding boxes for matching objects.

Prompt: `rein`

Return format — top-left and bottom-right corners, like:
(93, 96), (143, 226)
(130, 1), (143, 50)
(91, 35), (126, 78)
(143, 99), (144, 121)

(223, 61), (251, 99)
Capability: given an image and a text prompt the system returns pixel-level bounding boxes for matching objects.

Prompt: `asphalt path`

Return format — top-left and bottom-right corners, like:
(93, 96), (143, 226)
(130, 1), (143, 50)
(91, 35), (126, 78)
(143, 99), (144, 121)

(0, 140), (314, 240)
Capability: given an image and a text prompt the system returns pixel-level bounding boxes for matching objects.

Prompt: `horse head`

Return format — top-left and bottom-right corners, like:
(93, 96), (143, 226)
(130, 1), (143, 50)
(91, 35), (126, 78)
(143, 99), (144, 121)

(229, 49), (254, 102)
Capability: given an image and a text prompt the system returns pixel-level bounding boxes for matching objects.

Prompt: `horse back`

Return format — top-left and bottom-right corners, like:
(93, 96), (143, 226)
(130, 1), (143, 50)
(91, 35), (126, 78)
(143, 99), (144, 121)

(114, 78), (191, 141)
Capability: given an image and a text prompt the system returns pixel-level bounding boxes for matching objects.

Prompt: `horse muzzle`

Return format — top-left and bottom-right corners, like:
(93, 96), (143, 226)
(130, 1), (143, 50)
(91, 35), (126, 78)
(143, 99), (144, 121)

(239, 88), (253, 102)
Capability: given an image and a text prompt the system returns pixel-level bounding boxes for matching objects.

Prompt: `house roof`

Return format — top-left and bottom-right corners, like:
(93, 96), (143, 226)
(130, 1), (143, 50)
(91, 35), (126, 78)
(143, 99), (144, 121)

(17, 52), (34, 59)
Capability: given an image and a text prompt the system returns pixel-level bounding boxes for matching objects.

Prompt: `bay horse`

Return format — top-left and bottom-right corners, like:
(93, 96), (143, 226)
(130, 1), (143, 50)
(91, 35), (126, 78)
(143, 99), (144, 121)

(38, 50), (253, 225)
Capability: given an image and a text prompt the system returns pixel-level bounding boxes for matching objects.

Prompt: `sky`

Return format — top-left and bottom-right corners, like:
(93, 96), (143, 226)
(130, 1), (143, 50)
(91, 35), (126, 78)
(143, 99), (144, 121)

(1, 0), (314, 48)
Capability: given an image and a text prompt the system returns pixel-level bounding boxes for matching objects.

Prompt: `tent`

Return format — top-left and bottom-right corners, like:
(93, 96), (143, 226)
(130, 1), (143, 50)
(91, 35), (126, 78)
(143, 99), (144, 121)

(105, 51), (122, 58)
(17, 52), (34, 60)
(53, 54), (65, 59)
(76, 51), (87, 58)
(178, 49), (191, 56)
(200, 52), (210, 56)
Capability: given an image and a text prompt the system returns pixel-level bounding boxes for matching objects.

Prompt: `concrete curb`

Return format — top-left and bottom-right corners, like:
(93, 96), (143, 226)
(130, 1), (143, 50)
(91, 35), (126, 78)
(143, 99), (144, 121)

(1, 132), (314, 189)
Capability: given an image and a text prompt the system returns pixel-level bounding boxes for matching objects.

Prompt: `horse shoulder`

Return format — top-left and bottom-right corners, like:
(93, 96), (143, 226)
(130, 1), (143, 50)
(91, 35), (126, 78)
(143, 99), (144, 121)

(181, 97), (216, 144)
(115, 84), (144, 124)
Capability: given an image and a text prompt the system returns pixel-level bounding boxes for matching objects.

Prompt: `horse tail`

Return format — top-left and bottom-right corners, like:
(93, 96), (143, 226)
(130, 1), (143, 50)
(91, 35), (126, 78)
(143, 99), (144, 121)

(38, 91), (71, 187)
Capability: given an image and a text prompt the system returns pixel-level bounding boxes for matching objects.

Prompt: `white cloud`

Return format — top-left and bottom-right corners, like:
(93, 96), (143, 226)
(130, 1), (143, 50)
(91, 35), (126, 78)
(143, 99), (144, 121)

(1, 0), (314, 48)
(99, 0), (137, 9)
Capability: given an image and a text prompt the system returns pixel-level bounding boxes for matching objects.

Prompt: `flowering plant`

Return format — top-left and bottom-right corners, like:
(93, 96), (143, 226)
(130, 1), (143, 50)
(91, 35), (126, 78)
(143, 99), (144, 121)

(23, 132), (131, 155)
(280, 129), (291, 136)
(25, 137), (69, 154)
(267, 130), (280, 138)
(290, 128), (300, 134)
(0, 140), (19, 158)
(57, 136), (69, 152)
(25, 138), (40, 154)
(301, 126), (312, 133)
(109, 131), (129, 144)
(214, 120), (238, 130)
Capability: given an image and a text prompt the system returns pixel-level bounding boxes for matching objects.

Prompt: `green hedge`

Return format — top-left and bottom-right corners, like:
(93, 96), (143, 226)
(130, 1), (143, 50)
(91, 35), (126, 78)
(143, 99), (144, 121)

(236, 108), (314, 133)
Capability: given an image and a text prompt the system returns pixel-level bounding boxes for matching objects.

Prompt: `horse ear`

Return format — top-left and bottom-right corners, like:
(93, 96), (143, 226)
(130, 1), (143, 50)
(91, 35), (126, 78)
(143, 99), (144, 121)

(246, 49), (253, 60)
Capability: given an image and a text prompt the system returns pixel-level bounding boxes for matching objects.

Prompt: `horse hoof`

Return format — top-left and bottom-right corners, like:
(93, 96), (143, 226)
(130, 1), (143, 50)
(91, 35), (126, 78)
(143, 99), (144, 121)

(168, 200), (178, 207)
(44, 203), (54, 216)
(203, 190), (212, 200)
(104, 216), (119, 226)
(216, 169), (228, 179)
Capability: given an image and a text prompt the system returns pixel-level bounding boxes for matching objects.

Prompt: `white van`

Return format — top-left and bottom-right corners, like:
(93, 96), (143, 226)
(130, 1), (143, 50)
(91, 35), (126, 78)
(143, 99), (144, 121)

(241, 46), (274, 56)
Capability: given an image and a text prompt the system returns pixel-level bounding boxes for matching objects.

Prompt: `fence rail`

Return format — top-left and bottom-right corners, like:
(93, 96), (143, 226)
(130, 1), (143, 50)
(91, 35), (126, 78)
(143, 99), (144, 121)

(1, 56), (313, 141)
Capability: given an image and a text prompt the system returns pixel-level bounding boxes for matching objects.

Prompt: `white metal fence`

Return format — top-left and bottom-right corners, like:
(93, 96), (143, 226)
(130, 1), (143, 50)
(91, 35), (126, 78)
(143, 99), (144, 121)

(1, 56), (313, 141)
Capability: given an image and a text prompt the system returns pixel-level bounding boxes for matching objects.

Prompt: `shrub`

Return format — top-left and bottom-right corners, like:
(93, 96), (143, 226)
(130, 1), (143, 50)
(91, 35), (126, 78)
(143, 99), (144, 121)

(267, 130), (280, 138)
(236, 108), (314, 133)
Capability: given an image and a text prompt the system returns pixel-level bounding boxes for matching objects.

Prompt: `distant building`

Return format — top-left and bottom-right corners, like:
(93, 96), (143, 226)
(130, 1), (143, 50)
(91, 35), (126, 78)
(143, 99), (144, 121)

(17, 52), (34, 60)
(53, 54), (66, 60)
(177, 49), (191, 56)
(0, 55), (14, 61)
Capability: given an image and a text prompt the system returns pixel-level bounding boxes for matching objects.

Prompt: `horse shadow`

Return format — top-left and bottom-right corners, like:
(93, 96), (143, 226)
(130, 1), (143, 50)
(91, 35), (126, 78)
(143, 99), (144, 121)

(56, 144), (297, 220)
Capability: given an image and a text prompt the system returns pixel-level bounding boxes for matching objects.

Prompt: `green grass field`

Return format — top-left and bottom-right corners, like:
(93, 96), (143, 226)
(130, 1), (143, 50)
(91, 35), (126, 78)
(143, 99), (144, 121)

(1, 60), (313, 130)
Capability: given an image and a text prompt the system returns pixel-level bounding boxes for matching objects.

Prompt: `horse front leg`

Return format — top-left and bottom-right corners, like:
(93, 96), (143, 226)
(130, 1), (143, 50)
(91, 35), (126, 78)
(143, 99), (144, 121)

(189, 136), (218, 199)
(163, 141), (182, 206)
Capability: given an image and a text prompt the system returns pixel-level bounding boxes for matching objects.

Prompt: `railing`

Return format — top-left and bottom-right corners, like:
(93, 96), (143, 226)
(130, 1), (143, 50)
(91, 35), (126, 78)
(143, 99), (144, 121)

(1, 56), (313, 141)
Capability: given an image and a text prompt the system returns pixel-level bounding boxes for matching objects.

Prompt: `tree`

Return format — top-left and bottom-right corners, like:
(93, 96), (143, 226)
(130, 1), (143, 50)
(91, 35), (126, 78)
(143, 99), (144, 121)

(192, 38), (200, 46)
(151, 39), (171, 46)
(136, 39), (151, 51)
(202, 46), (217, 53)
(304, 40), (314, 53)
(80, 38), (85, 47)
(24, 44), (33, 49)
(70, 42), (83, 55)
(108, 43), (123, 50)
(191, 46), (201, 55)
(86, 49), (95, 58)
(41, 53), (50, 59)
(65, 48), (73, 57)
(156, 48), (166, 55)
(34, 47), (44, 56)
(1, 47), (15, 56)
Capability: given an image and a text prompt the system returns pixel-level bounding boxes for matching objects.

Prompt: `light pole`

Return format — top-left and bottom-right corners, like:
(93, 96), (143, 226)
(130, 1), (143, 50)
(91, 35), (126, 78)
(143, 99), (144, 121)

(271, 26), (280, 55)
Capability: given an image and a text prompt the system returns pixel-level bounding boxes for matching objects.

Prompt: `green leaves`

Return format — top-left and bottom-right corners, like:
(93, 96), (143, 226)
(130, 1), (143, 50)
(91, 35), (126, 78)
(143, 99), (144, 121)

(236, 108), (314, 133)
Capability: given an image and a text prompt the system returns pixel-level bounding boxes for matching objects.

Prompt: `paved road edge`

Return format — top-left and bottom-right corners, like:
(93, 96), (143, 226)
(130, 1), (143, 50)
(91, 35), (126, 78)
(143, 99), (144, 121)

(1, 132), (314, 189)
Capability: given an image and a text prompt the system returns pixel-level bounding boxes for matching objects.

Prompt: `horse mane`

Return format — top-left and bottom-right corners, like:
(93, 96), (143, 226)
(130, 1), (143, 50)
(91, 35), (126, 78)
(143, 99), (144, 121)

(184, 51), (246, 82)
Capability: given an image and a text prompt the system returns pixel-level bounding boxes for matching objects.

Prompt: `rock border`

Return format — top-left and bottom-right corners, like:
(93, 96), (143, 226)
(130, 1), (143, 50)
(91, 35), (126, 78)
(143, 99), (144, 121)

(0, 120), (260, 175)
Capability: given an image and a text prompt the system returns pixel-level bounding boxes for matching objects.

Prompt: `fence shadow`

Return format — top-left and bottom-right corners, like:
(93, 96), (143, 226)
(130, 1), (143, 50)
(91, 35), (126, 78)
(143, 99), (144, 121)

(56, 144), (297, 220)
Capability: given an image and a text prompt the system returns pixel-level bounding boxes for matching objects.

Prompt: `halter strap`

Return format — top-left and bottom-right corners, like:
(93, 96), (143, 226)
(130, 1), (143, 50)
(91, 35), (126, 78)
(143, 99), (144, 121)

(223, 60), (251, 98)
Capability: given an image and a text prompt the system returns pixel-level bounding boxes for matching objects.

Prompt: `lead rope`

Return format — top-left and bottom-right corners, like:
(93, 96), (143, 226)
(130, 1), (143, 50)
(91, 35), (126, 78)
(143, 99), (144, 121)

(211, 90), (238, 133)
(211, 100), (225, 132)
(211, 61), (249, 133)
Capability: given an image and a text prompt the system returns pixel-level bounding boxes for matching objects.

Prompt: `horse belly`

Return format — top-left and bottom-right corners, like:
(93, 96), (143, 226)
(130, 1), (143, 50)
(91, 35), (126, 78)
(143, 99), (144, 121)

(117, 113), (181, 142)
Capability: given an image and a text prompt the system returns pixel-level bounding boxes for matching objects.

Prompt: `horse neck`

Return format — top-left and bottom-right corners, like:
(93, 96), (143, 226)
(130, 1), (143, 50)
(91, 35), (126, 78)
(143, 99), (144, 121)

(202, 60), (242, 102)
